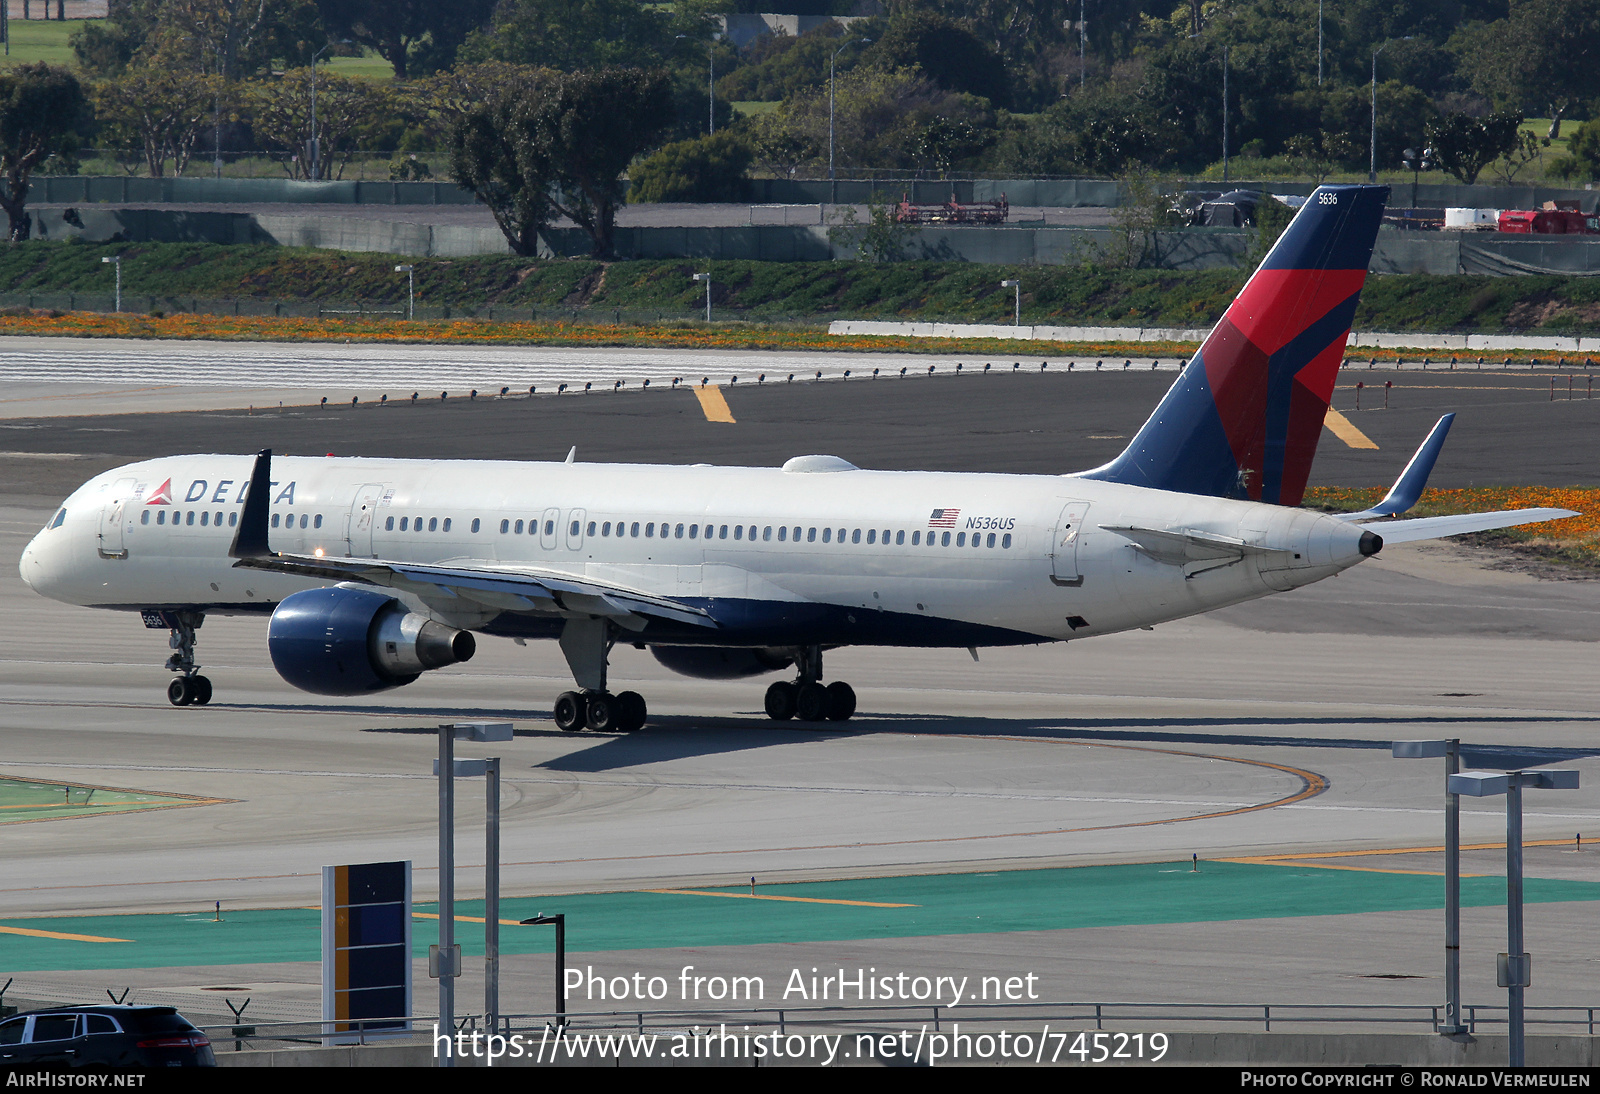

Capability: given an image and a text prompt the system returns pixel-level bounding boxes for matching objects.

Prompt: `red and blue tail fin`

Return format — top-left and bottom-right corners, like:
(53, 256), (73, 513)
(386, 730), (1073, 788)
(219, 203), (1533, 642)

(1082, 185), (1388, 506)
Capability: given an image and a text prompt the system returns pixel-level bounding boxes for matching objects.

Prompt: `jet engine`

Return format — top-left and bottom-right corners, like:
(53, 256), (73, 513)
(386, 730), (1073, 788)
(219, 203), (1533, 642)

(650, 645), (793, 680)
(268, 586), (476, 695)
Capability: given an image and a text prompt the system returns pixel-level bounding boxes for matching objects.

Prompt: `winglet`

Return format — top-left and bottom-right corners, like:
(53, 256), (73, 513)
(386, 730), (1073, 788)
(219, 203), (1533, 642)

(1342, 414), (1455, 521)
(229, 449), (274, 559)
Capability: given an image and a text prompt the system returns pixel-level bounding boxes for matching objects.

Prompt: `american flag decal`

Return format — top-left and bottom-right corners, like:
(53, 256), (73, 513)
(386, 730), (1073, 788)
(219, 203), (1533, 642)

(928, 508), (960, 528)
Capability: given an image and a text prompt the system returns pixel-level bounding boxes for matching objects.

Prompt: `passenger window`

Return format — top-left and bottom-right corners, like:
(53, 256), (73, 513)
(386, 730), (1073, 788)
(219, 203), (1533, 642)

(271, 514), (280, 528)
(500, 519), (509, 533)
(602, 522), (611, 537)
(646, 522), (655, 537)
(587, 521), (596, 536)
(545, 520), (555, 536)
(822, 528), (831, 543)
(528, 519), (537, 534)
(514, 520), (523, 534)
(778, 527), (787, 541)
(941, 532), (951, 546)
(31, 1015), (78, 1042)
(429, 518), (438, 532)
(400, 517), (408, 531)
(470, 518), (479, 533)
(689, 524), (698, 539)
(229, 512), (238, 527)
(443, 518), (452, 532)
(388, 517), (396, 531)
(675, 523), (685, 538)
(86, 1016), (117, 1036)
(314, 514), (323, 529)
(865, 529), (875, 544)
(853, 529), (862, 544)
(631, 522), (640, 537)
(0, 1017), (23, 1046)
(957, 532), (966, 546)
(1002, 533), (1012, 548)
(764, 526), (772, 541)
(186, 511), (195, 526)
(807, 527), (816, 542)
(157, 511), (166, 525)
(141, 510), (149, 525)
(719, 525), (728, 539)
(733, 525), (743, 540)
(201, 512), (209, 527)
(570, 521), (579, 536)
(987, 533), (996, 547)
(896, 530), (904, 545)
(912, 531), (920, 545)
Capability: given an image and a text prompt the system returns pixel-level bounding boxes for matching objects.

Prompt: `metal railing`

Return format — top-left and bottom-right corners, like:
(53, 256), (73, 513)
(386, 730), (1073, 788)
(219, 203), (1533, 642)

(196, 1000), (1600, 1053)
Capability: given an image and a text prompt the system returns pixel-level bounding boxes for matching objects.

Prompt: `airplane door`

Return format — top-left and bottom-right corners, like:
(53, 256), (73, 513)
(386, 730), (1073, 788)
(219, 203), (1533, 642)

(539, 507), (559, 551)
(1050, 500), (1090, 586)
(346, 483), (387, 558)
(566, 508), (586, 550)
(97, 477), (135, 559)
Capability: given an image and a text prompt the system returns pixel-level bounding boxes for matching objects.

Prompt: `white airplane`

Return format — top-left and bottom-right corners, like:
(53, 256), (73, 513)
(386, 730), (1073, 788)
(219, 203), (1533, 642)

(19, 184), (1574, 729)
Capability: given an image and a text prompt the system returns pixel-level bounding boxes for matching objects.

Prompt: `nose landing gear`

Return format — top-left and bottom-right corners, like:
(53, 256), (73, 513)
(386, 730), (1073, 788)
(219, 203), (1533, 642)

(144, 609), (213, 707)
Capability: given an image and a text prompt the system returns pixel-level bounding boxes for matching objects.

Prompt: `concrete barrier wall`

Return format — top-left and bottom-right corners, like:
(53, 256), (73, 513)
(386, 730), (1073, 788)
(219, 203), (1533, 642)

(30, 174), (1596, 211)
(19, 203), (1600, 275)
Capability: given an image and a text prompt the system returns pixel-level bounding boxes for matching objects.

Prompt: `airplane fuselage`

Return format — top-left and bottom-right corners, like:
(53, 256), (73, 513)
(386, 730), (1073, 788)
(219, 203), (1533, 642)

(21, 453), (1374, 653)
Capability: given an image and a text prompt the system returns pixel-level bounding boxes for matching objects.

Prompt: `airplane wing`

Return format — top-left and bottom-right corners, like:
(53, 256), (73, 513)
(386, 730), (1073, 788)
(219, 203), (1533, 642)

(227, 450), (716, 631)
(1354, 508), (1577, 546)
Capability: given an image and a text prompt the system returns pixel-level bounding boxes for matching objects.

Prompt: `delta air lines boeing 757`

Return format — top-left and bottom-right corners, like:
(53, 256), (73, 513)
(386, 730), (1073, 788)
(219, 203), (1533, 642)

(18, 185), (1575, 730)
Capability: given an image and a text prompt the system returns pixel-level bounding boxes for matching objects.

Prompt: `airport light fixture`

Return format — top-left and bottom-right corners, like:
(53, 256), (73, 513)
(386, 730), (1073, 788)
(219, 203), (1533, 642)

(100, 255), (120, 313)
(1448, 768), (1579, 1068)
(520, 914), (567, 1026)
(434, 721), (513, 1066)
(828, 36), (871, 203)
(395, 265), (414, 320)
(1000, 279), (1022, 326)
(692, 272), (711, 322)
(1370, 38), (1413, 183)
(1392, 739), (1467, 1035)
(308, 39), (352, 181)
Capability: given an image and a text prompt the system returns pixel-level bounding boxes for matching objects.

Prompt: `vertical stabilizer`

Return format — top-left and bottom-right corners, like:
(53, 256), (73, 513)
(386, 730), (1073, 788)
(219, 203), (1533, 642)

(1082, 185), (1388, 505)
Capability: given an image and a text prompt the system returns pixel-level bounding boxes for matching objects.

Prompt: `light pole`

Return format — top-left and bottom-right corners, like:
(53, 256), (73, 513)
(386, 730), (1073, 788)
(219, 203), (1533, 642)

(829, 36), (871, 204)
(1222, 45), (1230, 184)
(1448, 769), (1579, 1068)
(1000, 279), (1021, 326)
(395, 265), (414, 320)
(308, 40), (349, 181)
(692, 272), (711, 322)
(1393, 740), (1467, 1035)
(520, 914), (566, 1028)
(1317, 0), (1323, 85)
(709, 38), (716, 135)
(1370, 38), (1412, 184)
(101, 255), (120, 313)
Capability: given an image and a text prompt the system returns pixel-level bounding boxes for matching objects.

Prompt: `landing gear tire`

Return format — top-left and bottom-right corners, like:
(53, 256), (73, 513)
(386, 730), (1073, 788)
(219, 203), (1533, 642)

(554, 691), (587, 732)
(191, 675), (213, 705)
(795, 681), (830, 722)
(824, 681), (856, 721)
(765, 681), (798, 721)
(585, 692), (618, 732)
(615, 691), (647, 732)
(167, 677), (193, 707)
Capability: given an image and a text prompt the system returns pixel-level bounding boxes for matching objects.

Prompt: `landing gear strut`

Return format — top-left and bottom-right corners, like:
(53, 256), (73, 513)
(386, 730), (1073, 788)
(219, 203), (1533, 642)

(154, 610), (212, 707)
(553, 617), (647, 732)
(765, 645), (854, 723)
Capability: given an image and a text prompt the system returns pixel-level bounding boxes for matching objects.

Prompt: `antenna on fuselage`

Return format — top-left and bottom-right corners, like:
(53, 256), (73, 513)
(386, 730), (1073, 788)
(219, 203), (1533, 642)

(565, 446), (576, 464)
(229, 449), (274, 560)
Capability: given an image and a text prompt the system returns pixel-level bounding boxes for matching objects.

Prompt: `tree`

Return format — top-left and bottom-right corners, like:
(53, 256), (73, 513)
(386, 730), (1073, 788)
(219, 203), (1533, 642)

(1452, 0), (1600, 139)
(449, 67), (675, 258)
(313, 0), (495, 79)
(76, 0), (320, 81)
(247, 68), (399, 179)
(745, 110), (818, 178)
(93, 67), (231, 177)
(864, 11), (1008, 106)
(1426, 111), (1521, 185)
(0, 65), (89, 241)
(457, 0), (684, 72)
(628, 131), (752, 203)
(777, 66), (993, 173)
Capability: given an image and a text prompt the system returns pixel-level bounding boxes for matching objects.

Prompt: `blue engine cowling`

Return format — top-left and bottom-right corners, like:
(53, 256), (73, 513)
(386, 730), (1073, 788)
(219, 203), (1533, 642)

(268, 587), (476, 695)
(649, 645), (793, 680)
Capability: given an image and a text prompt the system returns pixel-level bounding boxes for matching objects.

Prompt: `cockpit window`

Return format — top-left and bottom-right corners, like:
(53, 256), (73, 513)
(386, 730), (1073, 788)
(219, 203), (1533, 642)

(47, 509), (65, 530)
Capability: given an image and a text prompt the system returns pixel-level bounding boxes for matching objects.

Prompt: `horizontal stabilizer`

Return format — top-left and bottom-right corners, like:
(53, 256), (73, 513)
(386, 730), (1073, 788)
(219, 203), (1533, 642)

(1363, 508), (1576, 545)
(1341, 414), (1455, 521)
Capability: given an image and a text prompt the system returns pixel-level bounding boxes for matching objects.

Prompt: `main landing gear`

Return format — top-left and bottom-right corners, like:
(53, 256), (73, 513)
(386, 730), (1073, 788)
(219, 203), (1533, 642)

(554, 617), (647, 732)
(764, 645), (855, 723)
(156, 610), (213, 707)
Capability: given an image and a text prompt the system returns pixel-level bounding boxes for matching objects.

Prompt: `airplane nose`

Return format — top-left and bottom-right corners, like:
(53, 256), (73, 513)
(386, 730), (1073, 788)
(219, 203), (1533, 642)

(19, 539), (38, 591)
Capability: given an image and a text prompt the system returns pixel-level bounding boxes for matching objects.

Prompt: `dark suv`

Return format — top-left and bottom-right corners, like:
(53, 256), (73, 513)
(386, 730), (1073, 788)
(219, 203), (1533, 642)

(0, 1005), (215, 1068)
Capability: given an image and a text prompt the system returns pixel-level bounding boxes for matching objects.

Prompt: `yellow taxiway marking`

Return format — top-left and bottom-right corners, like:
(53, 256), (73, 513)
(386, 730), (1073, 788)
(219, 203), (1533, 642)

(412, 913), (526, 926)
(1220, 838), (1584, 877)
(1322, 407), (1379, 450)
(644, 888), (917, 908)
(0, 925), (131, 943)
(693, 385), (736, 423)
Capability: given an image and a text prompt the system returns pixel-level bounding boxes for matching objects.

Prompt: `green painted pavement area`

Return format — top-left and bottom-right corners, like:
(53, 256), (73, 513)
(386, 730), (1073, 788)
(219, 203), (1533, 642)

(0, 775), (222, 824)
(3, 861), (1598, 972)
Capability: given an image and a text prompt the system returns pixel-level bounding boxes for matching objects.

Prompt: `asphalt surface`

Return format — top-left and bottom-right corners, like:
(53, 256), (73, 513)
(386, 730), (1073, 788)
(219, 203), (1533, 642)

(0, 345), (1596, 1049)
